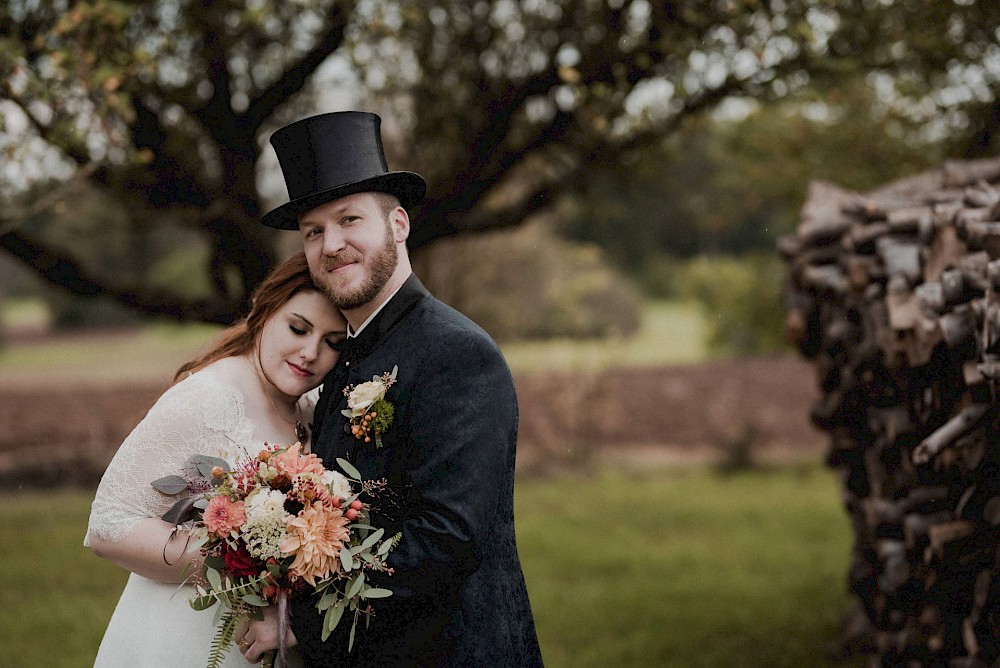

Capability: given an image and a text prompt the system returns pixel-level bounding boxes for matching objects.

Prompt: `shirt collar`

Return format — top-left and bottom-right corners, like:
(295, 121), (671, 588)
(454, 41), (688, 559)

(337, 273), (430, 366)
(346, 280), (407, 339)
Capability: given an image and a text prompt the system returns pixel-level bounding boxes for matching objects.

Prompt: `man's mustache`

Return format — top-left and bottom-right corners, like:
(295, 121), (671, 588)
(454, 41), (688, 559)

(322, 252), (363, 272)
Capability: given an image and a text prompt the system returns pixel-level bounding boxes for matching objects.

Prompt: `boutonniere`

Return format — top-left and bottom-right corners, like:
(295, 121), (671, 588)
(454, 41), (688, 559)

(342, 365), (398, 448)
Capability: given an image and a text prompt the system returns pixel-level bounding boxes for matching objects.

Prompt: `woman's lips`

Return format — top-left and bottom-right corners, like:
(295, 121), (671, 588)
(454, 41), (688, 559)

(287, 362), (313, 377)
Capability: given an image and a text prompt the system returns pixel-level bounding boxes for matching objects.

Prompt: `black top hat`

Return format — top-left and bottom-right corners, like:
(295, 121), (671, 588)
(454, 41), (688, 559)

(262, 112), (426, 230)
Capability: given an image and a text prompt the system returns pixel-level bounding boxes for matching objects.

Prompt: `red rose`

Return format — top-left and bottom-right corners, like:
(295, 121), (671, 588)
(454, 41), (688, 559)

(222, 541), (259, 579)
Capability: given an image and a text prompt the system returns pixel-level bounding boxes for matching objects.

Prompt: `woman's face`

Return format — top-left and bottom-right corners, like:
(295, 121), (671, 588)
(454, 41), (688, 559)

(257, 289), (346, 400)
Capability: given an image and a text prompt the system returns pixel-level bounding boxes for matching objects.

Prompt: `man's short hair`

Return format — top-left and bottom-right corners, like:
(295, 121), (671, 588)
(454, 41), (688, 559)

(372, 191), (401, 218)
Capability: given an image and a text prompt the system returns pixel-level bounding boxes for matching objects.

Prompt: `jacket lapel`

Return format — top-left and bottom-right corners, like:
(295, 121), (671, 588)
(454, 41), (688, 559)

(313, 273), (429, 462)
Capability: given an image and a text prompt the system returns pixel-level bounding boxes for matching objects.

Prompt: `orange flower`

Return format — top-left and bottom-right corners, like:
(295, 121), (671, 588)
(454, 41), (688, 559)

(270, 443), (326, 477)
(280, 505), (350, 585)
(203, 495), (246, 537)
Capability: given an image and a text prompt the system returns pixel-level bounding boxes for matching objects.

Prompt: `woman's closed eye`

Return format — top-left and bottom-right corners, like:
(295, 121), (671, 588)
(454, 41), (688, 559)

(289, 325), (307, 336)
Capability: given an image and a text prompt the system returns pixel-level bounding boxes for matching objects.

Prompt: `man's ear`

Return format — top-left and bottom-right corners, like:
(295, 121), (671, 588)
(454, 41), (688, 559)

(390, 206), (410, 243)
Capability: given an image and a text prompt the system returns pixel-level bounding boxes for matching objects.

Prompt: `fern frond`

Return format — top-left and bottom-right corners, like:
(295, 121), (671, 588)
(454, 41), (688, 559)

(206, 610), (245, 668)
(388, 531), (403, 551)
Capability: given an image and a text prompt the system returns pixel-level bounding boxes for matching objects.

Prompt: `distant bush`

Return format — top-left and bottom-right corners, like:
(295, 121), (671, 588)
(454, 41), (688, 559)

(46, 290), (142, 330)
(636, 254), (685, 299)
(413, 220), (641, 342)
(674, 253), (787, 355)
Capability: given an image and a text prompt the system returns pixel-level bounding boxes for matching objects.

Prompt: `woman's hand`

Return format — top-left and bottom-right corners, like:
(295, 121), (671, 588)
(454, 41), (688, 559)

(237, 604), (297, 664)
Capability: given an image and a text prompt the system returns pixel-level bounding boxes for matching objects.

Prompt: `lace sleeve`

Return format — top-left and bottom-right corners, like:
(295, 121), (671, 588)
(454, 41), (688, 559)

(85, 373), (252, 545)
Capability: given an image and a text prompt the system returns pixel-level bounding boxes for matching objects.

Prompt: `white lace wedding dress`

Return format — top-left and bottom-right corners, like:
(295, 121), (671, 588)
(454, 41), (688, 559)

(86, 363), (313, 667)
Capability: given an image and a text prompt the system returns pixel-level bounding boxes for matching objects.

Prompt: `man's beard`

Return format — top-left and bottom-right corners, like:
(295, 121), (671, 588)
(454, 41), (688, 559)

(319, 223), (398, 311)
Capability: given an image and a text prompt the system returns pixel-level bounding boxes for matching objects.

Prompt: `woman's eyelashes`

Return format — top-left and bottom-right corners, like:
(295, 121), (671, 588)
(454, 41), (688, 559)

(289, 324), (308, 336)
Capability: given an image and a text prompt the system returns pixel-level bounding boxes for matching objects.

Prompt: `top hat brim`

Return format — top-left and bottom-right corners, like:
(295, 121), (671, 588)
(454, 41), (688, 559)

(262, 171), (426, 230)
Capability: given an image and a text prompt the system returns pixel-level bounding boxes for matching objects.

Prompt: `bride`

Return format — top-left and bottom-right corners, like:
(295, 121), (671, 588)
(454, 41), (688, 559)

(85, 252), (345, 667)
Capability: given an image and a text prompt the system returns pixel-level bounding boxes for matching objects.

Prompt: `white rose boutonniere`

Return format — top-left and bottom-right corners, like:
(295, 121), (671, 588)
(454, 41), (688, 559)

(342, 365), (398, 448)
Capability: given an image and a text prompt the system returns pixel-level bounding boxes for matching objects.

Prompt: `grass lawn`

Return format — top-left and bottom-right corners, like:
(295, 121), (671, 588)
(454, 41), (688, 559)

(502, 300), (709, 374)
(0, 300), (709, 387)
(0, 322), (222, 389)
(2, 464), (859, 668)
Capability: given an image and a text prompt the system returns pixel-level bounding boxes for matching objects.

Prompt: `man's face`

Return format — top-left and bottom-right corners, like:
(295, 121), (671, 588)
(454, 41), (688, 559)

(298, 192), (402, 310)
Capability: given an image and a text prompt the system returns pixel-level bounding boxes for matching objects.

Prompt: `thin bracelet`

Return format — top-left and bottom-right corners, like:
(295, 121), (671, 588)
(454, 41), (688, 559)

(162, 526), (192, 566)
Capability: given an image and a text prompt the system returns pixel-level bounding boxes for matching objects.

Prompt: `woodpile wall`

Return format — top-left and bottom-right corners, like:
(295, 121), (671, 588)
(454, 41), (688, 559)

(782, 158), (1000, 667)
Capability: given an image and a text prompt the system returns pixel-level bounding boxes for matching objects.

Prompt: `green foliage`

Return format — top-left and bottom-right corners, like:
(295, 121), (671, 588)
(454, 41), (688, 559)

(414, 221), (642, 342)
(45, 289), (142, 329)
(560, 76), (947, 276)
(207, 610), (243, 668)
(674, 254), (788, 356)
(146, 242), (219, 301)
(13, 0), (977, 327)
(1, 466), (857, 668)
(370, 398), (394, 436)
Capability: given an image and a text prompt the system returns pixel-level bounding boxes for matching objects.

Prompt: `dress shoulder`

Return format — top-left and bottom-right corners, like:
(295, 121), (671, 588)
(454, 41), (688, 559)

(86, 366), (254, 544)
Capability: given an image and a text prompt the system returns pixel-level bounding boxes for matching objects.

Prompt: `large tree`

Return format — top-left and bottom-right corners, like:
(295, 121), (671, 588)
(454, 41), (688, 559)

(2, 0), (994, 323)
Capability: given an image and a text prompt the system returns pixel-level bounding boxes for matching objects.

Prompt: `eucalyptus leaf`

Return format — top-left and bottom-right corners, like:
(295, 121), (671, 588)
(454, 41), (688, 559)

(150, 475), (189, 495)
(212, 603), (225, 626)
(243, 594), (267, 607)
(349, 617), (357, 652)
(161, 496), (200, 525)
(336, 458), (361, 480)
(188, 454), (231, 479)
(359, 528), (384, 551)
(321, 603), (345, 641)
(191, 595), (217, 611)
(346, 573), (365, 599)
(340, 546), (355, 572)
(362, 588), (393, 599)
(316, 592), (336, 612)
(206, 567), (223, 592)
(376, 540), (394, 556)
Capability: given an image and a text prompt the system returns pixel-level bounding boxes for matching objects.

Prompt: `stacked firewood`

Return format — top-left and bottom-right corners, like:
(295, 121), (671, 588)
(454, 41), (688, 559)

(782, 158), (1000, 667)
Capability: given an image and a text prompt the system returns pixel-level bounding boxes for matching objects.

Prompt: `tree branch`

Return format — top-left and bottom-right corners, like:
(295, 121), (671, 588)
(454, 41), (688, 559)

(0, 229), (240, 324)
(244, 3), (351, 131)
(0, 163), (99, 236)
(1, 93), (91, 167)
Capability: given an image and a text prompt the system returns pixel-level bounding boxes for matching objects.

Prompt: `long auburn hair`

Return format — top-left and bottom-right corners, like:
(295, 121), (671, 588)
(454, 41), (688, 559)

(174, 252), (323, 381)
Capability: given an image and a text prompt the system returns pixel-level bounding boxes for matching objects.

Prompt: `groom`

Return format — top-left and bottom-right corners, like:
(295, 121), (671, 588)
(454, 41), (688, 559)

(250, 112), (543, 666)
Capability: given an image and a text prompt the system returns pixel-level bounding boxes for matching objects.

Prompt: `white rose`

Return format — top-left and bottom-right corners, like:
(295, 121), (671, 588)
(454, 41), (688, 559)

(245, 489), (290, 523)
(322, 470), (354, 502)
(347, 380), (386, 416)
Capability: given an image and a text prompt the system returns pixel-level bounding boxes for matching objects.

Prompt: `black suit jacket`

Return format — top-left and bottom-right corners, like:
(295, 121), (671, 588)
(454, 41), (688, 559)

(290, 274), (543, 667)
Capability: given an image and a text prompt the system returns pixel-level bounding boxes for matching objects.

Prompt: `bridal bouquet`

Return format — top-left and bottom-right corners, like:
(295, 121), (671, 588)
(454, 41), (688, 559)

(152, 443), (400, 668)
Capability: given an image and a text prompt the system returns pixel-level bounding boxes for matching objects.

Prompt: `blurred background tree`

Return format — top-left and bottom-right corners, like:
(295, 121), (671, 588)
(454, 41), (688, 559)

(2, 0), (1000, 344)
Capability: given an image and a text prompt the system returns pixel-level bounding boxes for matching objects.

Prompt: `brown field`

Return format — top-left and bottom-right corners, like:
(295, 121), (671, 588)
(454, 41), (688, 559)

(0, 350), (825, 489)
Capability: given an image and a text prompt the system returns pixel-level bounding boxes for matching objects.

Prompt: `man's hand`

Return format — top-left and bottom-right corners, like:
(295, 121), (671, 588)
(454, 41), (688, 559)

(236, 604), (298, 664)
